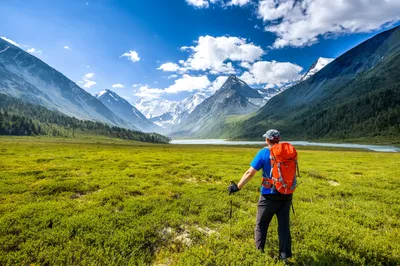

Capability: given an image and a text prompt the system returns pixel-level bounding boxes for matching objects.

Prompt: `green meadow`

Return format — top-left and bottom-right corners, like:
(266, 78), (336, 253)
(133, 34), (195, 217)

(0, 137), (399, 265)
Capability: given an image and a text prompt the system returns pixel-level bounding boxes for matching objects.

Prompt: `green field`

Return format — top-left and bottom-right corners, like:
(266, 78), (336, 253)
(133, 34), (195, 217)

(0, 137), (399, 265)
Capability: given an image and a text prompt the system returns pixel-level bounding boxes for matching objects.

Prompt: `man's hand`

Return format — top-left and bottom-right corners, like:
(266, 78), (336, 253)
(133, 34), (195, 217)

(228, 181), (240, 195)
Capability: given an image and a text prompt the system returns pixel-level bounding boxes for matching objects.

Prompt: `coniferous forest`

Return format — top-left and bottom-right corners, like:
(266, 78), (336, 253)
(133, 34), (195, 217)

(0, 94), (170, 144)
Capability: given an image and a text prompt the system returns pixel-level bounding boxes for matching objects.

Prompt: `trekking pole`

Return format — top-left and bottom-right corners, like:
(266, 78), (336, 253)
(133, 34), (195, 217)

(228, 181), (235, 266)
(229, 198), (233, 241)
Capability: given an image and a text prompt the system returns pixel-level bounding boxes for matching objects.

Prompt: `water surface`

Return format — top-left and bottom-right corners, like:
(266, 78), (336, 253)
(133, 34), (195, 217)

(170, 139), (399, 153)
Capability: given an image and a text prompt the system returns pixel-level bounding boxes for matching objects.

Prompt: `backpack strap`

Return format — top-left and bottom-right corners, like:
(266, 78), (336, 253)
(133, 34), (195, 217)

(261, 147), (273, 189)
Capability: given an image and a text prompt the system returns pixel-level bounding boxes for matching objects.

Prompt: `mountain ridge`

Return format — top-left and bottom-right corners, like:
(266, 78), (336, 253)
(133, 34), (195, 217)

(0, 38), (131, 129)
(94, 89), (160, 132)
(223, 26), (400, 141)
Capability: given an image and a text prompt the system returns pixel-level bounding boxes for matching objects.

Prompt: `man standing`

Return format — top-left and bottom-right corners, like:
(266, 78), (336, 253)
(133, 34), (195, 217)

(228, 129), (294, 262)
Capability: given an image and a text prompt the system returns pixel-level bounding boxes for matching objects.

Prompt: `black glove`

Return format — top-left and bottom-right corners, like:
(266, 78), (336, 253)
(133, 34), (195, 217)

(228, 181), (240, 195)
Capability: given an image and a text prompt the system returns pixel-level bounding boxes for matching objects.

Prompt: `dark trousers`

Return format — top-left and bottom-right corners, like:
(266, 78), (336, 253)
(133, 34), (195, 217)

(255, 194), (292, 257)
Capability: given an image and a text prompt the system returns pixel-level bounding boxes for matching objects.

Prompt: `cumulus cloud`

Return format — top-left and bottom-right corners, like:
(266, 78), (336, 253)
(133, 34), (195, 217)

(135, 85), (164, 99)
(167, 74), (178, 79)
(64, 46), (71, 50)
(240, 60), (302, 88)
(165, 74), (210, 94)
(240, 61), (252, 69)
(181, 35), (264, 74)
(157, 62), (180, 72)
(1, 37), (20, 47)
(112, 83), (124, 88)
(132, 84), (142, 88)
(79, 73), (97, 88)
(185, 0), (210, 8)
(186, 0), (251, 8)
(258, 0), (400, 48)
(209, 76), (229, 93)
(228, 0), (251, 6)
(121, 50), (140, 62)
(134, 74), (211, 98)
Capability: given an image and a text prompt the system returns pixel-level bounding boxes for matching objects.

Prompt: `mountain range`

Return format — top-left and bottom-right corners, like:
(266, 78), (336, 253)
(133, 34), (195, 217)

(1, 26), (398, 142)
(0, 38), (133, 129)
(171, 75), (265, 137)
(0, 34), (336, 137)
(94, 89), (159, 132)
(136, 93), (207, 129)
(218, 26), (400, 141)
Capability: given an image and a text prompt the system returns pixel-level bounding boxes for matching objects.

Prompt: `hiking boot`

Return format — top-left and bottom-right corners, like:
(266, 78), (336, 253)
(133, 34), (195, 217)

(279, 252), (290, 265)
(279, 252), (292, 265)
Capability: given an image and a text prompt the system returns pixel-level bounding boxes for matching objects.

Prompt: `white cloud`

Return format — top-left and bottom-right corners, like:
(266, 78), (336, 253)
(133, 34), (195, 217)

(79, 73), (97, 89)
(64, 46), (71, 50)
(181, 35), (264, 74)
(132, 84), (142, 88)
(258, 0), (400, 48)
(240, 60), (302, 88)
(1, 37), (20, 47)
(228, 0), (251, 6)
(209, 76), (229, 93)
(240, 61), (252, 69)
(84, 73), (94, 79)
(165, 74), (210, 94)
(112, 83), (124, 88)
(185, 0), (210, 8)
(27, 48), (42, 55)
(186, 0), (251, 8)
(157, 62), (180, 72)
(121, 50), (140, 62)
(209, 62), (236, 75)
(135, 85), (164, 99)
(134, 74), (211, 98)
(167, 74), (178, 79)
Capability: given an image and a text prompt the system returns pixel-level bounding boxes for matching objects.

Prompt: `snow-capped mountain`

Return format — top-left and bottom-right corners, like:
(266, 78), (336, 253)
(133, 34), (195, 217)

(94, 89), (160, 132)
(179, 93), (206, 114)
(0, 38), (131, 129)
(135, 97), (178, 119)
(300, 57), (334, 81)
(150, 93), (207, 128)
(172, 75), (263, 137)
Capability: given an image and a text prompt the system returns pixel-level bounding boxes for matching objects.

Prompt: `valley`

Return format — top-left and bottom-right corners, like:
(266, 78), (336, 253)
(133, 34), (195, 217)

(0, 136), (399, 265)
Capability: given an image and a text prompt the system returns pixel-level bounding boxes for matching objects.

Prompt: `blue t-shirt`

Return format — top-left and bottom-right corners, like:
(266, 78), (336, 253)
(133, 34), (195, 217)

(250, 147), (277, 195)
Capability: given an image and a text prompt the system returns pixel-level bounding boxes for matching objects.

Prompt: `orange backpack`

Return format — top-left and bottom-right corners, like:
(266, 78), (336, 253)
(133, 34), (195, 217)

(262, 143), (299, 194)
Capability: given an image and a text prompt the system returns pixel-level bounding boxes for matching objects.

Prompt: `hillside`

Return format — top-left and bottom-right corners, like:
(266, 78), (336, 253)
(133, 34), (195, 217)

(223, 26), (400, 142)
(171, 75), (262, 137)
(94, 89), (160, 133)
(0, 94), (170, 144)
(0, 38), (131, 129)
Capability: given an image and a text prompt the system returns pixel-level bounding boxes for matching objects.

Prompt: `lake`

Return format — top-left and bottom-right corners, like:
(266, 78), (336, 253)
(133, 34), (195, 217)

(170, 139), (400, 153)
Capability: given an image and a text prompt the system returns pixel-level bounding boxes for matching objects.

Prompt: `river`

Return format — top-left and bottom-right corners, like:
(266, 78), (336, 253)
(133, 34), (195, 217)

(170, 139), (399, 153)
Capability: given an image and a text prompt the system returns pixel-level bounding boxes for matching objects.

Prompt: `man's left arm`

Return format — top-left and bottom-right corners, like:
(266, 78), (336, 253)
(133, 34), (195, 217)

(237, 167), (258, 189)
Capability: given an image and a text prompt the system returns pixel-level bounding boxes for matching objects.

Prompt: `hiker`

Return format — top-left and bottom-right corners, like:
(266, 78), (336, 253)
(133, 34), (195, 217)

(228, 129), (298, 262)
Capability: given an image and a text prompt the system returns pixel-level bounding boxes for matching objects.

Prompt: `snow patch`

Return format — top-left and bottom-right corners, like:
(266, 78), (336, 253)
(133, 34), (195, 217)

(301, 57), (334, 81)
(96, 90), (108, 98)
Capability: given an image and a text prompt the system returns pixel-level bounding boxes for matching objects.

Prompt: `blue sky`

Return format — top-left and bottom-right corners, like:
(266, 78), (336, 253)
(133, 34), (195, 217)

(1, 0), (400, 103)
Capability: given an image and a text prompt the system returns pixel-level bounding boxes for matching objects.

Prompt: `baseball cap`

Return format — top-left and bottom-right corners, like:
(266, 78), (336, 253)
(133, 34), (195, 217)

(263, 129), (281, 140)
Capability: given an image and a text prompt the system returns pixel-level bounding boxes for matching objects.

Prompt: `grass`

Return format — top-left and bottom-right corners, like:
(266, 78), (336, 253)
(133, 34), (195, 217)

(0, 136), (399, 265)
